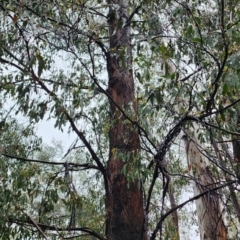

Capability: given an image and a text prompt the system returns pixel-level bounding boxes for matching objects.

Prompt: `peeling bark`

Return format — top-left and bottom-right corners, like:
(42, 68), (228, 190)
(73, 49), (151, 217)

(183, 125), (227, 240)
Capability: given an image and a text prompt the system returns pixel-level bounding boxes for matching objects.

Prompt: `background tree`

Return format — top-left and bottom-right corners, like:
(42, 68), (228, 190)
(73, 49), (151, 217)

(0, 0), (240, 239)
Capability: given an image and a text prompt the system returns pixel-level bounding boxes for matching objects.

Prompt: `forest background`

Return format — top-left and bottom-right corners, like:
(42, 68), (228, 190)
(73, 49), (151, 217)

(0, 0), (240, 240)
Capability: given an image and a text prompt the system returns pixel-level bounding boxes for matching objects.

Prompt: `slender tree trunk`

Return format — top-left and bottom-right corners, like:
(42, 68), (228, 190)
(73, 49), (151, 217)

(168, 188), (180, 240)
(183, 125), (227, 240)
(105, 1), (147, 239)
(233, 112), (240, 181)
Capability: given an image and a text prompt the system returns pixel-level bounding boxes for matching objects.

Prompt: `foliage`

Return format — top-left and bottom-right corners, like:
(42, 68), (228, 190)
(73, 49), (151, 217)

(0, 0), (240, 239)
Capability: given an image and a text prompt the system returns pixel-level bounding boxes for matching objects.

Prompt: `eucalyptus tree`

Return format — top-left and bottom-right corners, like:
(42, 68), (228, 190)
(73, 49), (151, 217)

(0, 0), (240, 240)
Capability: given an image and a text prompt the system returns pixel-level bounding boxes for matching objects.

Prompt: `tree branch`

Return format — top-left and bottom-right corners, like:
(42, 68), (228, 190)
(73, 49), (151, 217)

(23, 212), (47, 239)
(30, 71), (107, 178)
(150, 180), (237, 240)
(9, 218), (106, 240)
(2, 153), (99, 170)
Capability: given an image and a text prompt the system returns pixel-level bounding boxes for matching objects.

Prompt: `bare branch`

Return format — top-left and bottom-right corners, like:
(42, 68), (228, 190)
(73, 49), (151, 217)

(23, 212), (47, 240)
(2, 153), (99, 170)
(9, 218), (106, 240)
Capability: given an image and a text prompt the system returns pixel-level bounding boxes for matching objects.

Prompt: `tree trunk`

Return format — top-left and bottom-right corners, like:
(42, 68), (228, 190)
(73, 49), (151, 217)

(212, 140), (240, 223)
(183, 125), (227, 240)
(105, 1), (147, 239)
(168, 188), (180, 240)
(233, 112), (240, 181)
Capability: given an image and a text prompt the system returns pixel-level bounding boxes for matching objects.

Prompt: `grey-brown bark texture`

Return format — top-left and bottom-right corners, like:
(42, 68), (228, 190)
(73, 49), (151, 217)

(105, 1), (147, 239)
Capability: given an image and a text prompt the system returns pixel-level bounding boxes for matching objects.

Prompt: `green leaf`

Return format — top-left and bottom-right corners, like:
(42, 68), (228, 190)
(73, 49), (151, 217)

(192, 37), (201, 43)
(36, 53), (46, 77)
(222, 83), (228, 94)
(186, 25), (193, 37)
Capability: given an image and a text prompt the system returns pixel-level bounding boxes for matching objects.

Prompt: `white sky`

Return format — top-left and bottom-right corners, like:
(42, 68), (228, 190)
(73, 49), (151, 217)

(36, 116), (75, 149)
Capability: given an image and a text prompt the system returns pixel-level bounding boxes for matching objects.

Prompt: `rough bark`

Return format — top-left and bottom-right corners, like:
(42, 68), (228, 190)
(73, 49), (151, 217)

(105, 1), (147, 239)
(183, 125), (227, 240)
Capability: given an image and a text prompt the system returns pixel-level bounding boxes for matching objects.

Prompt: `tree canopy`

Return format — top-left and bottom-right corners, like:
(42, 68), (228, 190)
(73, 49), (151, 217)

(0, 0), (240, 239)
